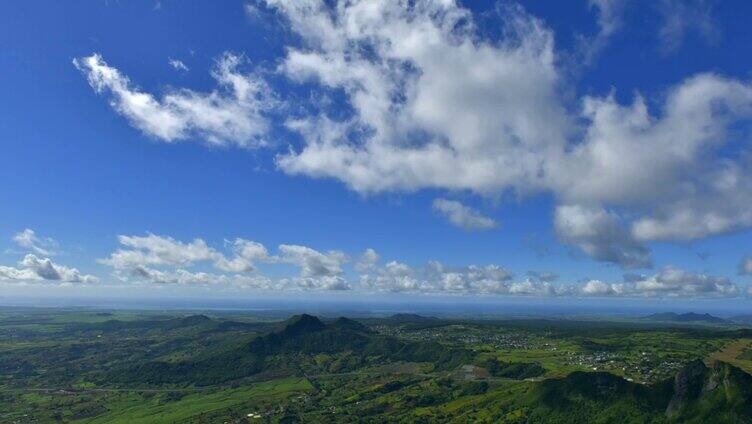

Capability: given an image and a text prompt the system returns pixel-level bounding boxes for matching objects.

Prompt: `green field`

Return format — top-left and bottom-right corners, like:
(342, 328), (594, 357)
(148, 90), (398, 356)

(78, 378), (313, 424)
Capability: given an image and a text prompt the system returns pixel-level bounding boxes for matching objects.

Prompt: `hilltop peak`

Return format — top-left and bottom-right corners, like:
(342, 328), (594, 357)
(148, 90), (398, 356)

(330, 317), (369, 332)
(182, 314), (212, 323)
(282, 314), (326, 336)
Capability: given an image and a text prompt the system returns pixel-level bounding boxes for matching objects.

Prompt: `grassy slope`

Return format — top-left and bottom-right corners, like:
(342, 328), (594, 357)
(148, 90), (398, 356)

(75, 378), (313, 424)
(708, 338), (752, 374)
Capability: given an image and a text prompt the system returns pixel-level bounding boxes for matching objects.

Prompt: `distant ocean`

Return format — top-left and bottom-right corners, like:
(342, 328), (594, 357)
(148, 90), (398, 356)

(1, 293), (749, 318)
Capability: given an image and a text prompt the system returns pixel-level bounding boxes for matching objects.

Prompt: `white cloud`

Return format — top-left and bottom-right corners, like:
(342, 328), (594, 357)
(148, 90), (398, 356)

(427, 261), (514, 294)
(634, 267), (736, 296)
(590, 0), (627, 38)
(244, 3), (262, 18)
(0, 254), (98, 284)
(364, 264), (561, 296)
(271, 1), (568, 195)
(215, 239), (269, 272)
(432, 199), (497, 231)
(287, 275), (351, 291)
(74, 53), (272, 147)
(168, 58), (189, 72)
(354, 248), (379, 272)
(554, 205), (651, 269)
(101, 234), (219, 269)
(528, 271), (559, 283)
(362, 260), (516, 295)
(125, 266), (221, 285)
(557, 74), (752, 243)
(17, 228), (738, 299)
(121, 264), (279, 289)
(13, 229), (58, 256)
(577, 0), (628, 64)
(95, 233), (745, 297)
(277, 244), (347, 278)
(101, 234), (270, 274)
(265, 1), (752, 266)
(266, 1), (752, 266)
(741, 257), (752, 275)
(2, 231), (97, 284)
(100, 234), (351, 290)
(581, 279), (617, 296)
(0, 266), (38, 281)
(125, 266), (352, 291)
(361, 260), (424, 293)
(508, 279), (562, 296)
(578, 266), (738, 297)
(658, 0), (719, 53)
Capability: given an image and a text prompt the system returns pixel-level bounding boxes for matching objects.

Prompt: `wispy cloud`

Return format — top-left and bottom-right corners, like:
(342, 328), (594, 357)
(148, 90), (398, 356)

(13, 228), (58, 256)
(168, 58), (189, 72)
(433, 199), (498, 231)
(576, 0), (629, 65)
(74, 53), (273, 147)
(658, 0), (720, 53)
(740, 256), (752, 276)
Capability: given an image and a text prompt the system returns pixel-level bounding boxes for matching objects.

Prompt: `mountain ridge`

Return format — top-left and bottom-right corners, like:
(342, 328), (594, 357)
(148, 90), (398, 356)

(643, 312), (727, 324)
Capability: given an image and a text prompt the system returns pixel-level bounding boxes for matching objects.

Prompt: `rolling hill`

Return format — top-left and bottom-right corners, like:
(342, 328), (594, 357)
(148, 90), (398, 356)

(110, 314), (473, 386)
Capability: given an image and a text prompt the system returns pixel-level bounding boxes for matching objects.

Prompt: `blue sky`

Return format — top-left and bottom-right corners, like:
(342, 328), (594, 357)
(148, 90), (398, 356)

(1, 0), (752, 305)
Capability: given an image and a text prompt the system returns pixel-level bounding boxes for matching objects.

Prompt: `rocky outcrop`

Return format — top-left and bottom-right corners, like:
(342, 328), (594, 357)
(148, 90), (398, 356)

(665, 360), (708, 416)
(666, 360), (752, 421)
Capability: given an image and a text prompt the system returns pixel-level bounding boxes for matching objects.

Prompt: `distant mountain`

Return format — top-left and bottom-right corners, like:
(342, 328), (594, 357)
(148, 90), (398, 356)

(113, 314), (472, 386)
(73, 314), (263, 333)
(729, 314), (752, 325)
(643, 312), (727, 324)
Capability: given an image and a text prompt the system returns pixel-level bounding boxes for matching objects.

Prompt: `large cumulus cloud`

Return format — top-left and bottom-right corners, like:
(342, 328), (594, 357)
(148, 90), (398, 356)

(75, 1), (752, 269)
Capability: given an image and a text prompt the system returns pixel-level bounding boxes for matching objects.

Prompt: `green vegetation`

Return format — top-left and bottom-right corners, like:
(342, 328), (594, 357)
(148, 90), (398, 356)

(79, 378), (313, 424)
(109, 314), (473, 386)
(740, 347), (752, 361)
(1, 308), (751, 423)
(480, 358), (546, 379)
